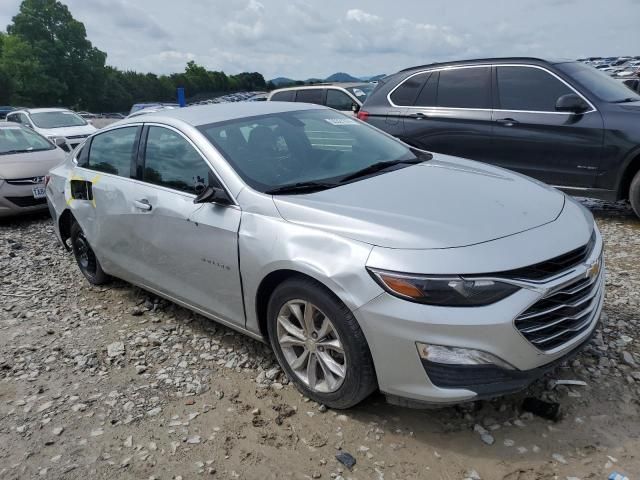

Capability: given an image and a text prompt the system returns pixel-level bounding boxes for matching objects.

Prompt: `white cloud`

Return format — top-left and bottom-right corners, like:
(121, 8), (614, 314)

(345, 9), (381, 24)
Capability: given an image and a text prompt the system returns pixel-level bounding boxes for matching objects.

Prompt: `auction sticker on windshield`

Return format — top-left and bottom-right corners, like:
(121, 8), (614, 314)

(325, 118), (358, 126)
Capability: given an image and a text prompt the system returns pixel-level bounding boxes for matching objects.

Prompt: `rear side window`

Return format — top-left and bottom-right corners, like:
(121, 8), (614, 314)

(270, 91), (296, 102)
(326, 89), (355, 111)
(437, 67), (491, 109)
(497, 66), (574, 112)
(143, 126), (212, 195)
(295, 88), (324, 105)
(390, 72), (429, 106)
(414, 72), (438, 107)
(86, 127), (138, 177)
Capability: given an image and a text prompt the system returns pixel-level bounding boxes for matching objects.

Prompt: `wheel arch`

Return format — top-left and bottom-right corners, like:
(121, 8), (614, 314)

(617, 148), (640, 200)
(58, 209), (76, 251)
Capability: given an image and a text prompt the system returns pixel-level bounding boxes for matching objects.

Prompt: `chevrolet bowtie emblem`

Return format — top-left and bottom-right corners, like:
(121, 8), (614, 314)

(586, 259), (601, 280)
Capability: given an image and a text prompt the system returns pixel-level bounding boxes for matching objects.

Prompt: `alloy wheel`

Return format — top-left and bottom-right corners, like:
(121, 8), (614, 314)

(276, 299), (347, 393)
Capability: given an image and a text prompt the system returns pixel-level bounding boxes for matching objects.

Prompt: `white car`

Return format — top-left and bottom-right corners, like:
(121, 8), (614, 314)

(6, 108), (97, 152)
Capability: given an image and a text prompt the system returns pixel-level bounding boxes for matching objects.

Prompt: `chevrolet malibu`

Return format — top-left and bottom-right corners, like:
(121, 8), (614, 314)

(46, 102), (604, 408)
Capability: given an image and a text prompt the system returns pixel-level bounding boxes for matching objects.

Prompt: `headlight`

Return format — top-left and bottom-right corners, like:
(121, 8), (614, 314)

(367, 268), (520, 306)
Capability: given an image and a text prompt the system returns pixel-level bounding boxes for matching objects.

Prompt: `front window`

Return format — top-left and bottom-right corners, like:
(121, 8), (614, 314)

(0, 126), (55, 154)
(558, 62), (640, 102)
(30, 111), (88, 129)
(496, 66), (573, 112)
(198, 109), (418, 192)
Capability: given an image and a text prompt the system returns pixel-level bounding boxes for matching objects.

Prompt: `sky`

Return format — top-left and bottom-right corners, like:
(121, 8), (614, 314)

(1, 0), (639, 80)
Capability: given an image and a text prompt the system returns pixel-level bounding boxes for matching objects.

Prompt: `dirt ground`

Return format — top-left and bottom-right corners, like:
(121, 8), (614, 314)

(0, 198), (639, 480)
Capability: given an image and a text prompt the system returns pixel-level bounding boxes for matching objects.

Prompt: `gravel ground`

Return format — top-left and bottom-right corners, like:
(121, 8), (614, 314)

(0, 198), (639, 480)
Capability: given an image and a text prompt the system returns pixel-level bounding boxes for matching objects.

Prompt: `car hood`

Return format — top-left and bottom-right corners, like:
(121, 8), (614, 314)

(35, 124), (96, 138)
(273, 156), (566, 249)
(0, 148), (66, 180)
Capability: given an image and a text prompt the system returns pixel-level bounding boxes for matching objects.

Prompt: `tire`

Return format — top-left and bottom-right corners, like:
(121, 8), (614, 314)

(266, 277), (377, 409)
(70, 221), (109, 285)
(630, 169), (640, 219)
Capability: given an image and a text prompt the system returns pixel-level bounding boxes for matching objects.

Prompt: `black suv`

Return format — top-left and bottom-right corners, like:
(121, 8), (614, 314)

(358, 57), (640, 217)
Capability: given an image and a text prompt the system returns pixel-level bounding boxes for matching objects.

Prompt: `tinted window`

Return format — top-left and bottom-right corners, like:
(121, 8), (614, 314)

(295, 89), (324, 105)
(557, 62), (640, 102)
(437, 67), (491, 108)
(390, 72), (429, 106)
(143, 126), (212, 194)
(497, 66), (572, 111)
(270, 91), (296, 102)
(326, 90), (354, 111)
(87, 127), (138, 177)
(414, 72), (438, 107)
(199, 109), (416, 192)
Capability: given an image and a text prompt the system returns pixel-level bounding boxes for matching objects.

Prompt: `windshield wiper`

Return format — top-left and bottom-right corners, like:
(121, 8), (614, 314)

(265, 181), (338, 195)
(0, 149), (36, 155)
(612, 97), (639, 103)
(339, 158), (425, 183)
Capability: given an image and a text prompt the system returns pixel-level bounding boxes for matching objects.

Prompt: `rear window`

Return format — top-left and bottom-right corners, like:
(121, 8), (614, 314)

(436, 67), (491, 109)
(85, 127), (139, 177)
(270, 91), (296, 102)
(390, 72), (429, 106)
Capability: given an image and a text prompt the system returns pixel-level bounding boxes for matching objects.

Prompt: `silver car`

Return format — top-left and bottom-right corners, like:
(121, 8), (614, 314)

(46, 102), (604, 408)
(1, 123), (66, 217)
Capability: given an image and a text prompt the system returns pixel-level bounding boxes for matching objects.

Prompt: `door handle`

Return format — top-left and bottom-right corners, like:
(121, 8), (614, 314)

(133, 199), (152, 211)
(496, 118), (519, 127)
(408, 112), (429, 119)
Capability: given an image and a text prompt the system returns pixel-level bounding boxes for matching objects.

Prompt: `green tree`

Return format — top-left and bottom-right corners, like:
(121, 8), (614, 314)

(7, 0), (106, 107)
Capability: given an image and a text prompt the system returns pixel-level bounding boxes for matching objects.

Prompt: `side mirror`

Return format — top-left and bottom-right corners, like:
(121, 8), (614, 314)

(351, 103), (360, 113)
(555, 93), (590, 113)
(193, 185), (233, 205)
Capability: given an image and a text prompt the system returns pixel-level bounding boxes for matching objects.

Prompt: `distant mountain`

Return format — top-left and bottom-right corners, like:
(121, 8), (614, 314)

(269, 72), (386, 86)
(324, 72), (362, 82)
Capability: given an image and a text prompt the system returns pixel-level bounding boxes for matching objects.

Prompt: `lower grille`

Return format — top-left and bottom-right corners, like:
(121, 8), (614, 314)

(5, 196), (47, 207)
(515, 264), (603, 352)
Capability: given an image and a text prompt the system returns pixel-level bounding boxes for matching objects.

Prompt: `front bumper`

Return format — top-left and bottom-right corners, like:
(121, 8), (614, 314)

(355, 230), (605, 405)
(0, 182), (48, 217)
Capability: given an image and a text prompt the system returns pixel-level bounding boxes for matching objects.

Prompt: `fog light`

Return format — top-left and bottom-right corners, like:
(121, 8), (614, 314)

(416, 342), (514, 370)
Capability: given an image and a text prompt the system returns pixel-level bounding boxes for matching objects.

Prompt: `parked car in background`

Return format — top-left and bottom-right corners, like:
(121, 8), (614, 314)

(47, 102), (603, 408)
(0, 123), (65, 217)
(359, 57), (640, 217)
(268, 83), (376, 114)
(0, 106), (15, 120)
(6, 108), (97, 152)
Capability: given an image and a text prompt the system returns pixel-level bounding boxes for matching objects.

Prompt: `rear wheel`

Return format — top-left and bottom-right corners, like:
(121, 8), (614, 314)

(630, 170), (640, 218)
(70, 221), (109, 285)
(266, 277), (377, 409)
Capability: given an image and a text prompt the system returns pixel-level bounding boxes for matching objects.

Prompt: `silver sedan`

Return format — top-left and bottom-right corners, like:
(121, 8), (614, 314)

(46, 102), (604, 408)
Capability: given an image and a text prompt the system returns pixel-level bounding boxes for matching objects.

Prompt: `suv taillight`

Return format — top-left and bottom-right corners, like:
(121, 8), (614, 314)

(357, 110), (370, 121)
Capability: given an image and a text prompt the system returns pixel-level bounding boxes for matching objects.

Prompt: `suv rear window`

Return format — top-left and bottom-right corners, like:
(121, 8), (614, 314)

(436, 67), (491, 109)
(271, 91), (296, 102)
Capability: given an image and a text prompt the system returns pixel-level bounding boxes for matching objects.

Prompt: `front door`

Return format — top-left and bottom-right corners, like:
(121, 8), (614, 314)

(126, 125), (244, 325)
(489, 65), (604, 188)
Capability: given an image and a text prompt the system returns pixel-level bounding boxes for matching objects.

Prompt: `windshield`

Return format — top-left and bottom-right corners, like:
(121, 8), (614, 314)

(0, 125), (54, 154)
(198, 109), (417, 192)
(346, 84), (376, 101)
(558, 62), (640, 102)
(30, 111), (88, 128)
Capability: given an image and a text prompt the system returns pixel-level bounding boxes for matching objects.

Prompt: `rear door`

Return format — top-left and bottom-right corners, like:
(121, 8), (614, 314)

(490, 65), (603, 187)
(294, 88), (325, 106)
(398, 66), (495, 161)
(123, 124), (244, 325)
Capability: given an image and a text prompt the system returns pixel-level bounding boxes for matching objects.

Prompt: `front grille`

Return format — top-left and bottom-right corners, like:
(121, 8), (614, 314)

(515, 265), (603, 352)
(492, 232), (596, 281)
(5, 176), (45, 185)
(5, 196), (47, 207)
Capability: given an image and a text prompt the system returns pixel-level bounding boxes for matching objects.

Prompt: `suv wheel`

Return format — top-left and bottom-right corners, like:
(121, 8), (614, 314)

(267, 277), (377, 409)
(70, 221), (109, 285)
(630, 169), (640, 218)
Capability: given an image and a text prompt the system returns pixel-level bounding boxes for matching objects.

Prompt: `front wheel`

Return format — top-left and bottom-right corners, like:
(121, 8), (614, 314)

(70, 221), (109, 285)
(266, 277), (377, 409)
(630, 169), (640, 218)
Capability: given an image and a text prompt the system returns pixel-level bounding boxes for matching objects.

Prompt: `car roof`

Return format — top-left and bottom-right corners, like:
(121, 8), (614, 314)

(398, 57), (575, 73)
(11, 107), (73, 114)
(272, 83), (370, 92)
(116, 101), (327, 128)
